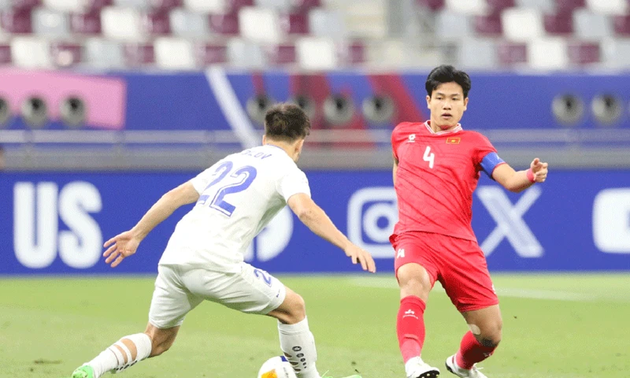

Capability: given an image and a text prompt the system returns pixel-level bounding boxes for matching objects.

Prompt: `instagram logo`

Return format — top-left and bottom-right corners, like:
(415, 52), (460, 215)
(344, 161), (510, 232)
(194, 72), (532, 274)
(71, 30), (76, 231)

(347, 187), (398, 258)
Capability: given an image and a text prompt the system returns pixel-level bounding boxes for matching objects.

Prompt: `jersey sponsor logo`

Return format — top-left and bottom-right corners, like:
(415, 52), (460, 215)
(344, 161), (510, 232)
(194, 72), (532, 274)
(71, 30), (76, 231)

(347, 187), (398, 258)
(476, 186), (543, 258)
(13, 181), (103, 269)
(446, 137), (461, 144)
(593, 188), (630, 253)
(407, 134), (416, 143)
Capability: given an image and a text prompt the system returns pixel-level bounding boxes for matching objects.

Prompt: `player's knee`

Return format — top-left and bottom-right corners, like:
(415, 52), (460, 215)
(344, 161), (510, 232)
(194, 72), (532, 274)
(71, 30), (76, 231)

(397, 264), (432, 299)
(284, 292), (306, 324)
(475, 321), (502, 347)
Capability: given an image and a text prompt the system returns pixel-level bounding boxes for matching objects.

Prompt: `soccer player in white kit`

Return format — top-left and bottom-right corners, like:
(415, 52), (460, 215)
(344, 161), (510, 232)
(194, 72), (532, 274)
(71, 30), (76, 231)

(68, 103), (376, 378)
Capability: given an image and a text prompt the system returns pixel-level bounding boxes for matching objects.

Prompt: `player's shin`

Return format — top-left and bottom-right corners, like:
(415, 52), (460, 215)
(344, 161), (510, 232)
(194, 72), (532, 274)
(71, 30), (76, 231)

(455, 331), (497, 369)
(84, 333), (152, 377)
(277, 317), (320, 378)
(397, 296), (427, 364)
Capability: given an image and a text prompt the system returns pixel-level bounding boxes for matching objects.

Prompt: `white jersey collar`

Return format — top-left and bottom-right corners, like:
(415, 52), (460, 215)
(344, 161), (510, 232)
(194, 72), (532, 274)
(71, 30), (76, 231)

(424, 121), (463, 135)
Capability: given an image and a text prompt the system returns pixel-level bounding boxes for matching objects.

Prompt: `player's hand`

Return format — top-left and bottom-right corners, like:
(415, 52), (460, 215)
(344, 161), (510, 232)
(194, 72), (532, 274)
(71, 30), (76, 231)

(344, 244), (377, 273)
(530, 158), (548, 183)
(103, 230), (141, 268)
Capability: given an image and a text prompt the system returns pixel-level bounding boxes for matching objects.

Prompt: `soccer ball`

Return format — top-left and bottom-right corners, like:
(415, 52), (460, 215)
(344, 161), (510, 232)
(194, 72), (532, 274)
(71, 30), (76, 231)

(257, 356), (297, 378)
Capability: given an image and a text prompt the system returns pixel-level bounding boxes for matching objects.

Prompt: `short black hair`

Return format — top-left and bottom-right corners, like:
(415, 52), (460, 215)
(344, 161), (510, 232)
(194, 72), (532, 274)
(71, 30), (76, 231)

(264, 103), (311, 142)
(425, 65), (471, 98)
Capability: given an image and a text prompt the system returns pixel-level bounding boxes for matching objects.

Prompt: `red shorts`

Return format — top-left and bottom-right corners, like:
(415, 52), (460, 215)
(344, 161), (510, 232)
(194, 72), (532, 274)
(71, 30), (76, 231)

(392, 231), (498, 312)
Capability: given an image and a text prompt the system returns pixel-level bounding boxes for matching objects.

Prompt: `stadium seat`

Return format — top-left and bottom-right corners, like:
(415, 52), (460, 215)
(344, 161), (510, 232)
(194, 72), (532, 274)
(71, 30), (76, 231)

(154, 37), (195, 69)
(170, 8), (209, 38)
(282, 11), (309, 35)
(292, 0), (320, 12)
(50, 41), (82, 67)
(239, 7), (282, 43)
(43, 0), (86, 12)
(308, 8), (346, 39)
(184, 0), (226, 13)
(445, 0), (487, 15)
(613, 15), (630, 37)
(0, 44), (11, 65)
(124, 42), (155, 66)
(32, 7), (70, 37)
(497, 40), (528, 66)
(544, 12), (573, 35)
(567, 41), (600, 65)
(296, 36), (337, 70)
(114, 0), (150, 9)
(1, 8), (33, 33)
(502, 7), (544, 41)
(225, 0), (253, 12)
(486, 0), (514, 12)
(457, 38), (498, 69)
(196, 42), (228, 65)
(585, 0), (627, 15)
(12, 0), (41, 9)
(601, 38), (630, 68)
(144, 9), (171, 35)
(101, 7), (144, 40)
(341, 40), (366, 65)
(84, 0), (113, 9)
(528, 37), (568, 70)
(474, 13), (503, 36)
(254, 0), (291, 12)
(83, 38), (125, 68)
(227, 38), (266, 67)
(208, 11), (239, 34)
(11, 37), (52, 68)
(555, 0), (585, 13)
(573, 9), (612, 40)
(435, 10), (472, 41)
(416, 0), (444, 11)
(265, 43), (297, 66)
(150, 0), (181, 10)
(70, 10), (102, 34)
(515, 0), (554, 12)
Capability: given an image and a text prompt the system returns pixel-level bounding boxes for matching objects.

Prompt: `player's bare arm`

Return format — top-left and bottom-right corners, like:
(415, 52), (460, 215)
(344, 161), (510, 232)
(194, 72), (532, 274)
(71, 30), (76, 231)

(103, 181), (200, 267)
(492, 157), (549, 193)
(287, 193), (376, 273)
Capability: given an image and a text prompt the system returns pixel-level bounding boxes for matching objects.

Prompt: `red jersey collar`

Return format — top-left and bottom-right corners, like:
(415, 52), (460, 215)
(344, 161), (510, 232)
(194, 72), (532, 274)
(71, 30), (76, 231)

(424, 121), (463, 135)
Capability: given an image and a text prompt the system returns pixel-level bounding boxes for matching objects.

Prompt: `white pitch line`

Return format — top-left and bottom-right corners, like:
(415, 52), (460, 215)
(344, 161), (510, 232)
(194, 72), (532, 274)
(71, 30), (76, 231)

(348, 277), (599, 302)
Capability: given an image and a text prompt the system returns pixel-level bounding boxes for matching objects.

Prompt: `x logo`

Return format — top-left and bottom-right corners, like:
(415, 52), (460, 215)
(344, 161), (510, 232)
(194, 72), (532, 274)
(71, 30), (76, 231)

(477, 186), (543, 258)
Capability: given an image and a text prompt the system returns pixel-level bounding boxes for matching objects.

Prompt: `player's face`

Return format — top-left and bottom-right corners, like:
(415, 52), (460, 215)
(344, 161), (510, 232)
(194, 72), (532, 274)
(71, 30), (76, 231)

(426, 82), (468, 131)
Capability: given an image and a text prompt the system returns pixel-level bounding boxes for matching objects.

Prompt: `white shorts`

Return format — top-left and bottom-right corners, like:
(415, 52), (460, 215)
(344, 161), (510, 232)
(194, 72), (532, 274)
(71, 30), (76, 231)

(148, 263), (286, 329)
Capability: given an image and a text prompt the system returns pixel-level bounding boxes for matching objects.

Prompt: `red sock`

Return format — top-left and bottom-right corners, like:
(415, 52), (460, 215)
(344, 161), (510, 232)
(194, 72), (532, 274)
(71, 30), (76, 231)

(397, 296), (426, 363)
(455, 331), (497, 369)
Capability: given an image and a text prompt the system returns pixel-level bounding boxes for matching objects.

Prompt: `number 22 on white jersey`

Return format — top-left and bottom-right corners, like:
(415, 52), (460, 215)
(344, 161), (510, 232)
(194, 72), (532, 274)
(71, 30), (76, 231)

(423, 146), (435, 169)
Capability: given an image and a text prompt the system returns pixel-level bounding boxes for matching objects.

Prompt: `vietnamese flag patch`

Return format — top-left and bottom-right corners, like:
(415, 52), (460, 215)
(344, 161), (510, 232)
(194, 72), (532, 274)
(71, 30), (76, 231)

(446, 137), (461, 144)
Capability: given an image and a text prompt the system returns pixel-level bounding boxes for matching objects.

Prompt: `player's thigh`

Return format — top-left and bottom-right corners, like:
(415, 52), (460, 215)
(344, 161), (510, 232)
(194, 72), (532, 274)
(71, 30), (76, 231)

(438, 238), (499, 313)
(182, 263), (286, 315)
(393, 232), (439, 300)
(148, 266), (203, 330)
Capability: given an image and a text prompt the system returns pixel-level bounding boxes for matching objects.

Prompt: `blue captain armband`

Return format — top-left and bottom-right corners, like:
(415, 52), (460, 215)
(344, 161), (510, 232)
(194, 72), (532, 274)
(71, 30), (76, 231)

(480, 152), (505, 179)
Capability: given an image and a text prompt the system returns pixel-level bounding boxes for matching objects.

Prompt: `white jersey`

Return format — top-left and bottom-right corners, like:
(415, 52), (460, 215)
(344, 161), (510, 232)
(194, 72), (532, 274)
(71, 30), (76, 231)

(159, 144), (310, 272)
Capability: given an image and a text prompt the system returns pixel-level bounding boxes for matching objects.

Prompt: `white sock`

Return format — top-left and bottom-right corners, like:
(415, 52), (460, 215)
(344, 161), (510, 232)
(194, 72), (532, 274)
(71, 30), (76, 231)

(85, 333), (152, 377)
(405, 356), (423, 378)
(278, 317), (320, 378)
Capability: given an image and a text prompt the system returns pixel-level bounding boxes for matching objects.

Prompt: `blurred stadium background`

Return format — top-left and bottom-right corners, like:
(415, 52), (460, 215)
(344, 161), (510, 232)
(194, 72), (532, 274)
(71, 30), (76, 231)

(1, 0), (630, 377)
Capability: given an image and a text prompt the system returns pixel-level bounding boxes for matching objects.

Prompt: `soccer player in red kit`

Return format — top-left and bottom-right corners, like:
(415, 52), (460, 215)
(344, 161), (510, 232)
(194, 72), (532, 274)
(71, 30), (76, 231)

(390, 65), (548, 378)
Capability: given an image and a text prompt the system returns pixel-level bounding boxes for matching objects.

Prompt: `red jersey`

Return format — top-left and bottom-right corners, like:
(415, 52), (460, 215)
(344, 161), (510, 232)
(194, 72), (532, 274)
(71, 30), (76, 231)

(391, 121), (505, 242)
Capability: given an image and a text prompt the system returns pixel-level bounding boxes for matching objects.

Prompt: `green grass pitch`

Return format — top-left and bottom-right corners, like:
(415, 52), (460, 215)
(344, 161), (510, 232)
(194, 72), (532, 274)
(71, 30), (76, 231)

(1, 273), (629, 378)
